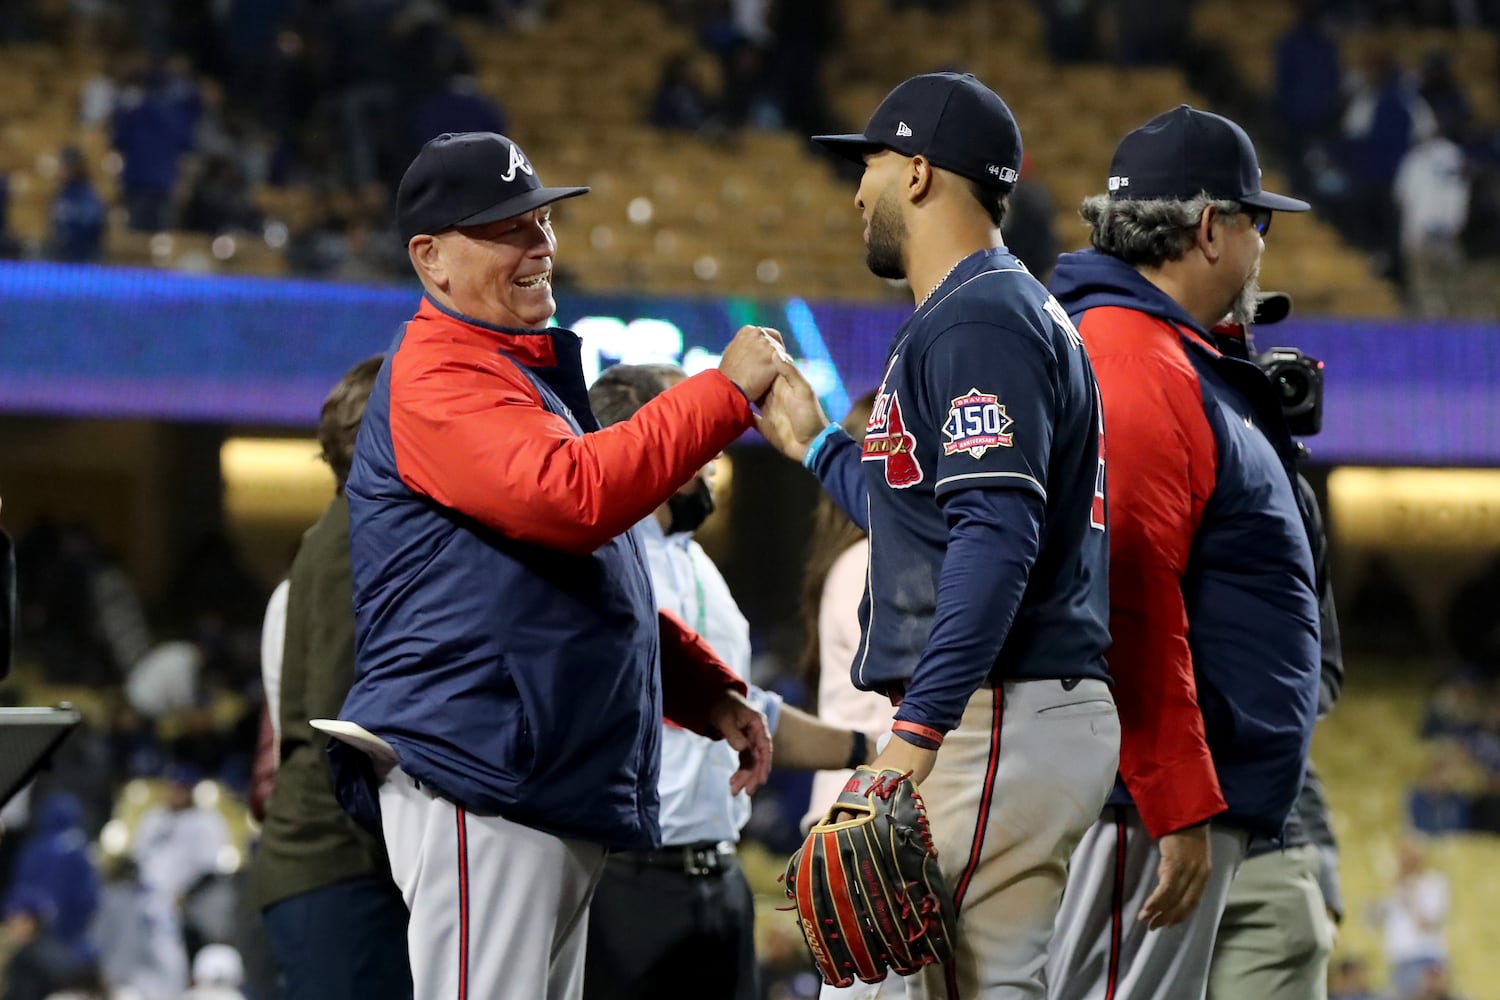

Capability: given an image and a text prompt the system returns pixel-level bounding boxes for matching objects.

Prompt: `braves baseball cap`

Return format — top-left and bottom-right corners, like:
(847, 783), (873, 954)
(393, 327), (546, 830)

(1106, 105), (1309, 212)
(812, 72), (1023, 191)
(396, 132), (589, 243)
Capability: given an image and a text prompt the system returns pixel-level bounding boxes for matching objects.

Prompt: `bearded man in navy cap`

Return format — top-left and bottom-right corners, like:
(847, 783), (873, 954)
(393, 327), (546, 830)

(318, 132), (790, 1000)
(1044, 105), (1321, 1000)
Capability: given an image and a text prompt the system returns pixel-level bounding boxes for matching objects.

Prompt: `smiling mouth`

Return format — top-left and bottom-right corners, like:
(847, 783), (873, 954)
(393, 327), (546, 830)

(515, 270), (551, 290)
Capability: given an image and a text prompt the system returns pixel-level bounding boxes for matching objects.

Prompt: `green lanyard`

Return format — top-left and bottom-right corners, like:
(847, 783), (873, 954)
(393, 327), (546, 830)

(685, 546), (708, 635)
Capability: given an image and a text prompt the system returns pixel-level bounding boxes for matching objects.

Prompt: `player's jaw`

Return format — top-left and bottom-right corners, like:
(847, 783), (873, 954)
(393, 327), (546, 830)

(864, 186), (907, 281)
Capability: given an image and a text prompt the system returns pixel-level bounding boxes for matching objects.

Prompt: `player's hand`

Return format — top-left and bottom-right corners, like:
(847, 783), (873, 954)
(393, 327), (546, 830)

(756, 357), (829, 463)
(1140, 825), (1212, 930)
(709, 690), (772, 796)
(828, 734), (937, 822)
(719, 325), (789, 405)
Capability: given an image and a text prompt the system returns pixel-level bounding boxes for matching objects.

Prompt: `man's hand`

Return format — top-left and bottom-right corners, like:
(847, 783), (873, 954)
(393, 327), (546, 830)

(757, 357), (830, 463)
(1140, 825), (1212, 930)
(708, 690), (772, 795)
(825, 735), (938, 823)
(718, 325), (789, 405)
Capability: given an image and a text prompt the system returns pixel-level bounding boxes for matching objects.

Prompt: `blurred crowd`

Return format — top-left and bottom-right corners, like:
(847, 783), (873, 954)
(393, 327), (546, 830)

(1268, 1), (1500, 317)
(0, 518), (266, 999)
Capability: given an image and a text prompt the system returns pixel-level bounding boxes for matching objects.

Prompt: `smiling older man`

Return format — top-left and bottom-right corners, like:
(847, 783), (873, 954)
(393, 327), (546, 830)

(322, 132), (789, 1000)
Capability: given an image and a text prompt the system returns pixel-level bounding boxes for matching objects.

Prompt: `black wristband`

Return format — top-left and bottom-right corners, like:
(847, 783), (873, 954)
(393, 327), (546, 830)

(845, 730), (869, 770)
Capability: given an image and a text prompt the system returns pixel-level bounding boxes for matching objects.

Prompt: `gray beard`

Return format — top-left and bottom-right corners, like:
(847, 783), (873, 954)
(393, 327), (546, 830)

(1229, 263), (1261, 328)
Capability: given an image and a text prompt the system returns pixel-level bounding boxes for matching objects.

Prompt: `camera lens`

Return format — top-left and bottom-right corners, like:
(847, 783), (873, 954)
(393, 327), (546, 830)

(1275, 366), (1310, 410)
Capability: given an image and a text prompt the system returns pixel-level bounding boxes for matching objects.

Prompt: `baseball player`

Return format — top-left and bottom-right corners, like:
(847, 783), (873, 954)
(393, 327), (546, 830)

(317, 132), (785, 1000)
(1043, 105), (1321, 1000)
(759, 72), (1121, 999)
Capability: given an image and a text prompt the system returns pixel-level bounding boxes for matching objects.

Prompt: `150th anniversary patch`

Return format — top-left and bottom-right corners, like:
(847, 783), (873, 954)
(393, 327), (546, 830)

(942, 389), (1013, 458)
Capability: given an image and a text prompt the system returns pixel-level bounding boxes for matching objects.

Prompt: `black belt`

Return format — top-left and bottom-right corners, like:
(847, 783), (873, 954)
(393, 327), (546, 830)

(614, 841), (736, 877)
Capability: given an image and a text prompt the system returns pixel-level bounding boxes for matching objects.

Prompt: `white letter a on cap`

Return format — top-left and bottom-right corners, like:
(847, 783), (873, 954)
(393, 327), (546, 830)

(501, 142), (534, 182)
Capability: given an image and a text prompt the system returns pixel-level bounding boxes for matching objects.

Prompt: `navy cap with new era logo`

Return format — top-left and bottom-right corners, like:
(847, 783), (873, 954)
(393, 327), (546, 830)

(396, 132), (589, 244)
(812, 72), (1023, 192)
(1107, 105), (1309, 212)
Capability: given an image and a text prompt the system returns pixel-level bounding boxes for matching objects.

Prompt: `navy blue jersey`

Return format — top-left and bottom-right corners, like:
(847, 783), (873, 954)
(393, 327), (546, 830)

(811, 248), (1110, 736)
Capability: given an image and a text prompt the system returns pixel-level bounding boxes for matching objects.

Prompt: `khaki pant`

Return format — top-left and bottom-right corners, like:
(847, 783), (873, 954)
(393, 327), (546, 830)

(1207, 843), (1334, 1000)
(822, 679), (1120, 1000)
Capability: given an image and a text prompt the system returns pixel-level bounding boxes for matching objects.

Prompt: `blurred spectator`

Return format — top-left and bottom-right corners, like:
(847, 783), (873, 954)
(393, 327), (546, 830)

(1038, 0), (1099, 63)
(1466, 771), (1500, 834)
(1369, 837), (1449, 1000)
(180, 154), (262, 235)
(2, 794), (99, 968)
(0, 176), (27, 261)
(1445, 554), (1500, 673)
(407, 70), (509, 156)
(110, 59), (201, 232)
(1407, 743), (1472, 835)
(1340, 50), (1436, 276)
(648, 52), (715, 131)
(1344, 553), (1428, 656)
(1329, 955), (1389, 1000)
(1394, 118), (1469, 317)
(164, 530), (266, 633)
(1420, 674), (1485, 740)
(1275, 2), (1345, 152)
(182, 944), (244, 1000)
(1418, 52), (1472, 142)
(90, 857), (188, 1000)
(768, 0), (840, 135)
(126, 641), (202, 721)
(1003, 155), (1059, 284)
(258, 29), (318, 134)
(78, 52), (132, 128)
(487, 0), (548, 31)
(106, 701), (163, 783)
(0, 888), (77, 1000)
(1411, 962), (1466, 1000)
(45, 148), (106, 264)
(1111, 0), (1191, 66)
(1460, 692), (1500, 776)
(129, 766), (230, 908)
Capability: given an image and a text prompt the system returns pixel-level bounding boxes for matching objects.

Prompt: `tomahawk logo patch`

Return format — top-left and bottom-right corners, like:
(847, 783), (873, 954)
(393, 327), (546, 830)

(863, 388), (923, 488)
(942, 389), (1013, 458)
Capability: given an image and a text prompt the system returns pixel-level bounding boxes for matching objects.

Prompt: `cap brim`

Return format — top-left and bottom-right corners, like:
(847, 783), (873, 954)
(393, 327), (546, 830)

(1240, 189), (1310, 212)
(811, 133), (884, 164)
(453, 185), (590, 230)
(1253, 291), (1292, 326)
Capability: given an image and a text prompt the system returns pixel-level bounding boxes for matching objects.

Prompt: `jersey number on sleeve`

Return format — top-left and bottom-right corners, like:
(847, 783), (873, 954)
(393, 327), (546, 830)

(1044, 295), (1106, 532)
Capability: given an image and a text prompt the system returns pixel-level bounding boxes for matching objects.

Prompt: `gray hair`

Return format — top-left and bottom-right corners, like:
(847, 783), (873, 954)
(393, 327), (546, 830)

(1079, 193), (1243, 269)
(588, 363), (684, 427)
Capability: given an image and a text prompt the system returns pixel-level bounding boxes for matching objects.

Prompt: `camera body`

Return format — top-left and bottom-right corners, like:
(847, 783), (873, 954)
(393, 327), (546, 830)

(1256, 347), (1324, 437)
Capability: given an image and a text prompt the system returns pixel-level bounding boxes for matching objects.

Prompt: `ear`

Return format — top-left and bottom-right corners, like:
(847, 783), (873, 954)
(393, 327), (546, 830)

(408, 234), (450, 291)
(906, 155), (935, 204)
(1195, 204), (1223, 264)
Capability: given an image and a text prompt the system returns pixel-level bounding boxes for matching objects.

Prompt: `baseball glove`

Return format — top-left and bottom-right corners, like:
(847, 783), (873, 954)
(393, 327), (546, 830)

(783, 766), (957, 987)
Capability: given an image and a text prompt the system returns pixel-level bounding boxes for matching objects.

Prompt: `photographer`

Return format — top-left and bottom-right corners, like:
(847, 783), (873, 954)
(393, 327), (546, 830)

(1206, 292), (1345, 1000)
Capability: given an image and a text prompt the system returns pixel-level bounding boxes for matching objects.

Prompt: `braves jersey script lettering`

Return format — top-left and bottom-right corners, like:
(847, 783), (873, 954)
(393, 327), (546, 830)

(863, 357), (924, 488)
